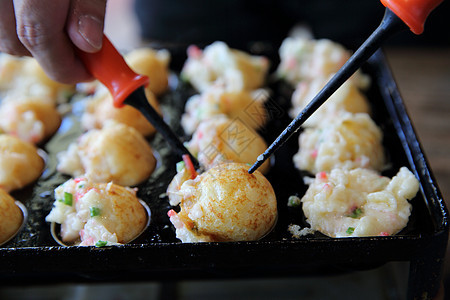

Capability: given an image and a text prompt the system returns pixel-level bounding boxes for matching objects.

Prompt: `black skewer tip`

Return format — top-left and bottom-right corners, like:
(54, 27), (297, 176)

(248, 154), (266, 174)
(124, 86), (200, 169)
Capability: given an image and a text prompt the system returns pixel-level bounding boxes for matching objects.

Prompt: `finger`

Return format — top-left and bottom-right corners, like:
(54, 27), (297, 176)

(0, 0), (30, 55)
(67, 0), (107, 53)
(13, 0), (93, 84)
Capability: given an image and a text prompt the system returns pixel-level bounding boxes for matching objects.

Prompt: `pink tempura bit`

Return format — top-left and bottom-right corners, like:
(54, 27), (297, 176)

(187, 45), (203, 59)
(317, 172), (328, 181)
(30, 133), (41, 144)
(80, 229), (95, 245)
(322, 183), (332, 193)
(167, 209), (177, 218)
(286, 57), (297, 70)
(183, 154), (198, 179)
(73, 177), (86, 184)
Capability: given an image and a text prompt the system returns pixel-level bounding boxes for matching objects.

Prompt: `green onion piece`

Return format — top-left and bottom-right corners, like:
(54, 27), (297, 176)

(90, 207), (101, 217)
(95, 240), (107, 247)
(180, 73), (189, 82)
(287, 195), (301, 207)
(61, 90), (74, 100)
(349, 208), (363, 219)
(176, 161), (185, 172)
(346, 227), (355, 235)
(60, 192), (73, 206)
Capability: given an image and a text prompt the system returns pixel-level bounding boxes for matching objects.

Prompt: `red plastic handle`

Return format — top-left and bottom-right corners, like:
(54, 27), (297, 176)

(77, 35), (149, 108)
(380, 0), (443, 34)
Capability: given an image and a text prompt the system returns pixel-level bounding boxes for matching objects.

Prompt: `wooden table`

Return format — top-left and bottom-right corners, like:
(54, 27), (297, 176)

(384, 47), (450, 283)
(385, 48), (450, 207)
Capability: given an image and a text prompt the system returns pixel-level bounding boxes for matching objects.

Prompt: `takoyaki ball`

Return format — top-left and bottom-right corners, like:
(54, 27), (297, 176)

(0, 53), (74, 103)
(21, 58), (75, 101)
(0, 53), (23, 91)
(181, 41), (270, 92)
(181, 86), (268, 135)
(0, 134), (44, 192)
(293, 113), (385, 174)
(81, 88), (161, 137)
(0, 189), (23, 245)
(276, 37), (369, 88)
(289, 75), (371, 127)
(57, 122), (156, 187)
(125, 48), (170, 96)
(0, 95), (61, 144)
(301, 167), (419, 237)
(45, 178), (147, 246)
(186, 115), (270, 174)
(167, 163), (277, 242)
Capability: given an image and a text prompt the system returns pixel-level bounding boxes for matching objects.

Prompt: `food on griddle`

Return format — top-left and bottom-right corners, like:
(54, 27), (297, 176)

(293, 112), (385, 174)
(0, 53), (74, 103)
(57, 122), (156, 187)
(181, 85), (268, 135)
(125, 47), (170, 96)
(0, 189), (23, 245)
(45, 178), (147, 246)
(0, 31), (422, 251)
(181, 41), (270, 92)
(276, 37), (369, 88)
(0, 134), (44, 192)
(186, 115), (270, 174)
(289, 75), (370, 127)
(0, 95), (61, 144)
(81, 86), (161, 137)
(301, 167), (419, 237)
(167, 162), (277, 242)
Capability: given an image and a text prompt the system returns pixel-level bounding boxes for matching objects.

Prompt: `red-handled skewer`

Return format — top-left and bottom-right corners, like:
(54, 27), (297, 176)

(78, 36), (199, 168)
(248, 0), (443, 174)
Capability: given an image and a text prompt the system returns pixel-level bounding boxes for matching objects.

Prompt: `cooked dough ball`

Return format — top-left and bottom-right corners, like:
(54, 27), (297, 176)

(289, 75), (370, 127)
(0, 95), (61, 144)
(181, 86), (268, 135)
(276, 37), (369, 88)
(186, 115), (270, 174)
(0, 189), (23, 245)
(0, 53), (74, 103)
(293, 113), (385, 174)
(125, 47), (170, 96)
(301, 167), (419, 237)
(46, 178), (147, 246)
(167, 163), (277, 242)
(57, 122), (156, 186)
(181, 42), (270, 92)
(0, 54), (23, 90)
(0, 134), (44, 192)
(81, 88), (161, 137)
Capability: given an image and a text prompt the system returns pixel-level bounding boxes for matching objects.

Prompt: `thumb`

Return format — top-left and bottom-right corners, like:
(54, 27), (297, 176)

(67, 0), (107, 53)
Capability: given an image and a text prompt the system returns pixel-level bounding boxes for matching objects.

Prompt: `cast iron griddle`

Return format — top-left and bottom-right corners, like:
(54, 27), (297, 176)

(0, 50), (447, 300)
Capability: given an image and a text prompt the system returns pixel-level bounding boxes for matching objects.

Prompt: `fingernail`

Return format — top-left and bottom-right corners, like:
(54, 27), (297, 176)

(78, 15), (103, 50)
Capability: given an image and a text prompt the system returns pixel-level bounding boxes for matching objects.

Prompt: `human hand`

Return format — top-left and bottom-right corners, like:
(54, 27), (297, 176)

(0, 0), (107, 84)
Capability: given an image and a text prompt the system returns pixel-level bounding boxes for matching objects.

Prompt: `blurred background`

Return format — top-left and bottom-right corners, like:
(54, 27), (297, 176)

(1, 0), (449, 299)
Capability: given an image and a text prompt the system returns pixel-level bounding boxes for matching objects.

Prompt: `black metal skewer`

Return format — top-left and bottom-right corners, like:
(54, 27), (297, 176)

(248, 8), (407, 174)
(124, 86), (199, 169)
